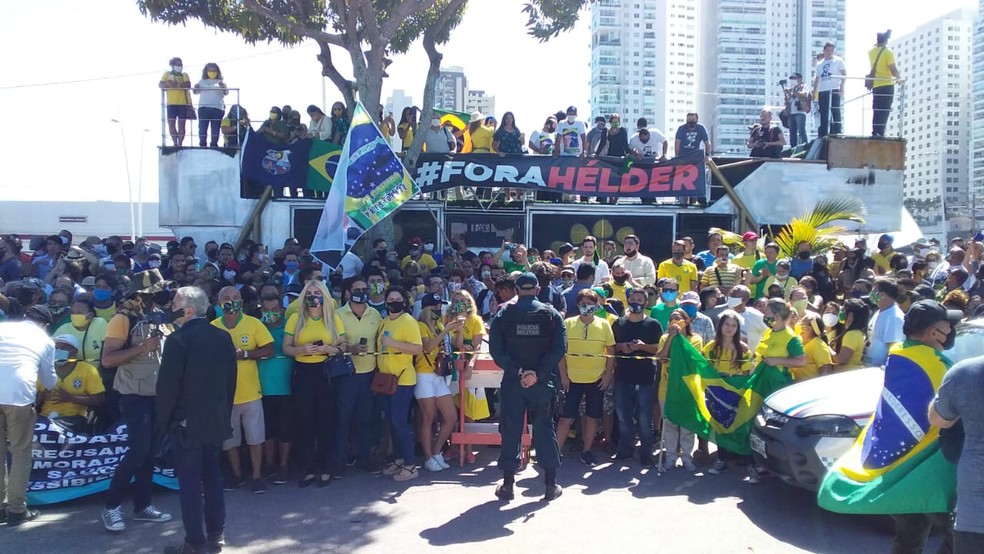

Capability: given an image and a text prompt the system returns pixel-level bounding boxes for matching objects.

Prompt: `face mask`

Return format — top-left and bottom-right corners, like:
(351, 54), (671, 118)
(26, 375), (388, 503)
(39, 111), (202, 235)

(579, 304), (596, 317)
(628, 302), (644, 314)
(763, 316), (777, 328)
(726, 297), (742, 309)
(70, 313), (90, 328)
(304, 295), (323, 308)
(147, 259), (161, 269)
(852, 290), (864, 299)
(410, 248), (422, 256)
(672, 252), (683, 261)
(93, 288), (113, 302)
(451, 300), (467, 313)
(822, 313), (839, 328)
(221, 300), (242, 314)
(838, 311), (847, 324)
(424, 242), (434, 252)
(942, 326), (956, 350)
(448, 282), (462, 292)
(567, 115), (576, 124)
(869, 291), (882, 304)
(792, 299), (808, 315)
(167, 307), (187, 324)
(269, 112), (279, 121)
(370, 282), (385, 295)
(481, 270), (491, 280)
(386, 301), (404, 314)
(285, 261), (299, 271)
(172, 65), (182, 73)
(776, 273), (789, 281)
(562, 278), (574, 288)
(260, 311), (282, 325)
(798, 251), (812, 260)
(48, 305), (69, 318)
(55, 349), (70, 364)
(682, 305), (698, 318)
(611, 121), (620, 129)
(928, 261), (938, 269)
(207, 71), (218, 78)
(350, 292), (369, 304)
(717, 257), (730, 265)
(661, 291), (678, 303)
(223, 270), (237, 281)
(430, 309), (442, 321)
(878, 242), (889, 250)
(376, 248), (387, 257)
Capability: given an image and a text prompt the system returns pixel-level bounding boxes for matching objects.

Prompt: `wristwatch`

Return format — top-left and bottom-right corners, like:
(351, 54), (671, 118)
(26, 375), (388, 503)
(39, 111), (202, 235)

(242, 350), (248, 360)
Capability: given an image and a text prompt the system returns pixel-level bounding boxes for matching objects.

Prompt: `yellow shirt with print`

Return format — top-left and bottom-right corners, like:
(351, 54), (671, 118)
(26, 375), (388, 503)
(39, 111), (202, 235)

(336, 304), (382, 374)
(212, 314), (275, 405)
(400, 253), (437, 274)
(563, 316), (615, 384)
(377, 313), (422, 386)
(160, 72), (191, 105)
(460, 313), (485, 347)
(38, 361), (105, 418)
(834, 329), (866, 369)
(415, 321), (444, 374)
(868, 47), (897, 89)
(870, 249), (894, 274)
(657, 333), (704, 403)
(701, 341), (753, 376)
(796, 336), (833, 381)
(284, 312), (346, 364)
(656, 259), (699, 293)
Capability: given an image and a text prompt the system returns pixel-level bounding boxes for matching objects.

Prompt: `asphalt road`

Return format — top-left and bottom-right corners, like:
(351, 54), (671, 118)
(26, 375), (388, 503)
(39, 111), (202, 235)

(2, 449), (948, 553)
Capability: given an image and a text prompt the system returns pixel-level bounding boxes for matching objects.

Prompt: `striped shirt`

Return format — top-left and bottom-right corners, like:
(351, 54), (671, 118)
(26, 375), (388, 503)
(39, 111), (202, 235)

(700, 262), (743, 292)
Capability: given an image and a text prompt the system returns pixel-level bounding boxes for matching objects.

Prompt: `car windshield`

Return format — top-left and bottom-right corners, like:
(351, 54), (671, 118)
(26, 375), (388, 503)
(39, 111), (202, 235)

(943, 323), (984, 363)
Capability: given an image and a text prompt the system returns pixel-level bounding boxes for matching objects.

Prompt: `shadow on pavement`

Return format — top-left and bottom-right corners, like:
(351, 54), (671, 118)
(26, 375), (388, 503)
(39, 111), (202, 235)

(419, 499), (550, 546)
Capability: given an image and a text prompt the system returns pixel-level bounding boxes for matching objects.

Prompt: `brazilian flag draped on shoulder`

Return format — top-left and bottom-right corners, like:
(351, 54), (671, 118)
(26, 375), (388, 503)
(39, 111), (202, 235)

(817, 342), (957, 515)
(240, 129), (341, 192)
(664, 334), (791, 455)
(311, 102), (417, 268)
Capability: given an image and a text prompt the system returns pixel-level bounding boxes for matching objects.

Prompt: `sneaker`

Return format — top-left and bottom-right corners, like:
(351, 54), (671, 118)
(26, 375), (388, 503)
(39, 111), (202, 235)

(346, 456), (357, 467)
(708, 461), (728, 475)
(435, 455), (450, 470)
(662, 457), (678, 471)
(682, 458), (697, 472)
(133, 505), (172, 522)
(465, 452), (477, 464)
(222, 475), (245, 491)
(382, 461), (403, 476)
(543, 484), (563, 502)
(206, 534), (226, 553)
(610, 451), (633, 462)
(494, 484), (515, 501)
(272, 467), (289, 485)
(580, 451), (597, 467)
(6, 508), (39, 526)
(423, 457), (443, 472)
(102, 506), (126, 532)
(393, 465), (419, 482)
(746, 467), (761, 485)
(251, 479), (267, 494)
(163, 543), (208, 554)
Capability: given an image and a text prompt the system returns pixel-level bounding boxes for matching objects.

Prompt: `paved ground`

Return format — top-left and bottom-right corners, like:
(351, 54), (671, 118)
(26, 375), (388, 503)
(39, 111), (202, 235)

(3, 449), (947, 553)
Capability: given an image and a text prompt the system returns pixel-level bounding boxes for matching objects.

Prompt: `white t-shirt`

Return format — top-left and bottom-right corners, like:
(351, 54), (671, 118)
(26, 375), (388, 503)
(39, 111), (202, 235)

(0, 320), (57, 406)
(571, 258), (611, 285)
(865, 303), (905, 367)
(628, 129), (666, 158)
(555, 120), (587, 156)
(815, 56), (846, 92)
(529, 129), (555, 155)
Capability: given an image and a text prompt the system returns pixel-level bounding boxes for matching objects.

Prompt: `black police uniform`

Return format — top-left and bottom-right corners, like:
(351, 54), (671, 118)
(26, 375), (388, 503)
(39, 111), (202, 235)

(488, 295), (566, 474)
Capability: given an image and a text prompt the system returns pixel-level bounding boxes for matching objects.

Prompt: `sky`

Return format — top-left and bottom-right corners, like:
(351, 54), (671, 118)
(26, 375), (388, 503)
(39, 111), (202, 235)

(0, 0), (978, 205)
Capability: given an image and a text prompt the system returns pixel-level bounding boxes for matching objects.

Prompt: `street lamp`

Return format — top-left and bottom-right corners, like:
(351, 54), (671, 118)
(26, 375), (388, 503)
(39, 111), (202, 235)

(110, 118), (137, 241)
(137, 127), (151, 238)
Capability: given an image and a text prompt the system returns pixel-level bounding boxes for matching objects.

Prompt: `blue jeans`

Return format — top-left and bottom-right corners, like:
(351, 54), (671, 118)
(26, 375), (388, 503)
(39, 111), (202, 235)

(788, 113), (807, 147)
(613, 381), (655, 460)
(171, 427), (224, 547)
(331, 372), (374, 472)
(105, 394), (157, 511)
(384, 385), (415, 464)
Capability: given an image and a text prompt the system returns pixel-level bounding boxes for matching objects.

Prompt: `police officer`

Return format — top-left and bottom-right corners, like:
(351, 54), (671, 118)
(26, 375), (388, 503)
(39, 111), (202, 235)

(488, 272), (566, 501)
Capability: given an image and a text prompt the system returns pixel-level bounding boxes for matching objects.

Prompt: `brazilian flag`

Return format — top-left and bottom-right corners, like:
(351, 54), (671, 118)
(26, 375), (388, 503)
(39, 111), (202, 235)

(434, 109), (469, 131)
(664, 335), (791, 455)
(817, 342), (957, 515)
(306, 138), (343, 192)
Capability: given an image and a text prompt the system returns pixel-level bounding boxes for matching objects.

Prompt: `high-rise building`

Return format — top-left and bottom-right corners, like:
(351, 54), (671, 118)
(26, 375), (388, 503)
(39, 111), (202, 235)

(466, 89), (496, 117)
(891, 7), (976, 235)
(971, 0), (984, 227)
(588, 0), (700, 136)
(701, 0), (845, 154)
(435, 66), (468, 112)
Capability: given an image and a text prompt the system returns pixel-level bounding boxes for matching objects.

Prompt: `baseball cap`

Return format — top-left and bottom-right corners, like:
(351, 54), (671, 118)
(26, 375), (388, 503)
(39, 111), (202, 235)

(560, 266), (575, 276)
(680, 291), (701, 305)
(789, 72), (803, 80)
(81, 276), (96, 288)
(409, 236), (423, 247)
(566, 106), (577, 115)
(421, 293), (448, 308)
(516, 272), (538, 290)
(53, 334), (80, 351)
(742, 232), (759, 242)
(903, 300), (963, 335)
(879, 234), (894, 244)
(558, 242), (575, 256)
(25, 305), (53, 325)
(911, 284), (937, 302)
(285, 283), (303, 298)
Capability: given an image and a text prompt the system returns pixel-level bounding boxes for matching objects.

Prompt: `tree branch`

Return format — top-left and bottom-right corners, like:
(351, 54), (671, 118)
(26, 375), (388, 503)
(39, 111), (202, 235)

(243, 0), (344, 46)
(317, 42), (357, 110)
(380, 0), (437, 39)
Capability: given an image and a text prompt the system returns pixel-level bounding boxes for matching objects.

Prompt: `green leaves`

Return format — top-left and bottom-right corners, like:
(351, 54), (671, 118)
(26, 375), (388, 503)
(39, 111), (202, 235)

(522, 0), (588, 41)
(772, 197), (867, 258)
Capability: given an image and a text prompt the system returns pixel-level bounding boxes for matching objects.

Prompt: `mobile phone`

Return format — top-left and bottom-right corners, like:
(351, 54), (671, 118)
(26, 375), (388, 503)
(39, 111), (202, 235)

(360, 338), (368, 346)
(313, 340), (324, 346)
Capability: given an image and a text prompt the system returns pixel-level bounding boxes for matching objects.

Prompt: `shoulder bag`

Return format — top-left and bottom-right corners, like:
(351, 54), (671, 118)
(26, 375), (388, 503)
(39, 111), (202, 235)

(865, 47), (886, 90)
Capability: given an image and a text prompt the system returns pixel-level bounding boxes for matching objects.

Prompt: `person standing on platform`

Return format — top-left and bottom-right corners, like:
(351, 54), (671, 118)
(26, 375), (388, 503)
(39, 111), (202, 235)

(488, 273), (566, 502)
(868, 30), (902, 138)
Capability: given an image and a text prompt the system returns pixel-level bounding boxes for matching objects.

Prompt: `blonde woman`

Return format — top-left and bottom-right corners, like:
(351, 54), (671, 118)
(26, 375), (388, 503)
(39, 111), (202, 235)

(446, 289), (486, 464)
(796, 312), (834, 380)
(283, 280), (348, 488)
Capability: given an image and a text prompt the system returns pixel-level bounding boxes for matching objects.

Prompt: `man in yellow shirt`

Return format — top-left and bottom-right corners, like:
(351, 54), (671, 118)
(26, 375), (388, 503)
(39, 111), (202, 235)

(657, 240), (699, 293)
(733, 231), (762, 270)
(556, 289), (615, 467)
(870, 233), (896, 276)
(38, 335), (105, 432)
(400, 237), (437, 274)
(868, 31), (902, 138)
(211, 287), (274, 493)
(159, 57), (192, 146)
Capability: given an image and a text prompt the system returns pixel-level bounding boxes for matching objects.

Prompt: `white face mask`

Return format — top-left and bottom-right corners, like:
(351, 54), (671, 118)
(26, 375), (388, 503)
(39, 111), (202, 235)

(148, 259), (161, 269)
(928, 261), (939, 269)
(172, 65), (182, 73)
(424, 242), (434, 252)
(567, 115), (576, 124)
(726, 297), (742, 309)
(822, 313), (839, 328)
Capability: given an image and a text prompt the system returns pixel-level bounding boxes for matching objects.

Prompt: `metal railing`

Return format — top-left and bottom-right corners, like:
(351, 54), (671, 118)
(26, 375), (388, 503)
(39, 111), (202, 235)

(159, 87), (242, 148)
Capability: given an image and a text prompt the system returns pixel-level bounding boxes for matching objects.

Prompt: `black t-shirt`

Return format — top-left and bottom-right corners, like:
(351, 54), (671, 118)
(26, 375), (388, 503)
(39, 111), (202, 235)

(606, 128), (629, 157)
(612, 316), (663, 385)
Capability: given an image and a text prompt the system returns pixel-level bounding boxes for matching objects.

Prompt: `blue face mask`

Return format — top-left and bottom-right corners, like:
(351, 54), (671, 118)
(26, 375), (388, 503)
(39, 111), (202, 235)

(54, 349), (70, 363)
(285, 261), (299, 271)
(682, 304), (698, 319)
(578, 304), (596, 317)
(628, 302), (645, 314)
(93, 289), (113, 302)
(661, 291), (678, 303)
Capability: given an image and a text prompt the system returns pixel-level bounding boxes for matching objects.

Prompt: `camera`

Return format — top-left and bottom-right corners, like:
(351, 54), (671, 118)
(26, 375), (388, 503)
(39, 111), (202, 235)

(779, 79), (788, 87)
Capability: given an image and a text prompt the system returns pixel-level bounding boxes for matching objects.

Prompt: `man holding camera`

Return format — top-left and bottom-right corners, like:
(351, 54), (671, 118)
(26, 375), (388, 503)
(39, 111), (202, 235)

(783, 73), (811, 147)
(747, 110), (785, 158)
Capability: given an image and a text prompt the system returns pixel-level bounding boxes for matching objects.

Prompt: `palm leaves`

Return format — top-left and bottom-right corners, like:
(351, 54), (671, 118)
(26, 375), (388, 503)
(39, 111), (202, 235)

(771, 197), (867, 258)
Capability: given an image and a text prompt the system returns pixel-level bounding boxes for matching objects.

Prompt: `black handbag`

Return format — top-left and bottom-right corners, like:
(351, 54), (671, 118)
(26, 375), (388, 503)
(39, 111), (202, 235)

(325, 353), (355, 379)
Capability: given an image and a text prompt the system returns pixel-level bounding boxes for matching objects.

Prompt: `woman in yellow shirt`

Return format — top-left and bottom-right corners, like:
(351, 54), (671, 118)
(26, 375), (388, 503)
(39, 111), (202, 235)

(796, 312), (834, 381)
(701, 311), (752, 474)
(283, 280), (347, 488)
(376, 286), (423, 481)
(466, 117), (496, 153)
(655, 309), (704, 472)
(414, 293), (462, 473)
(755, 298), (807, 374)
(830, 298), (870, 371)
(397, 107), (417, 153)
(447, 290), (487, 463)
